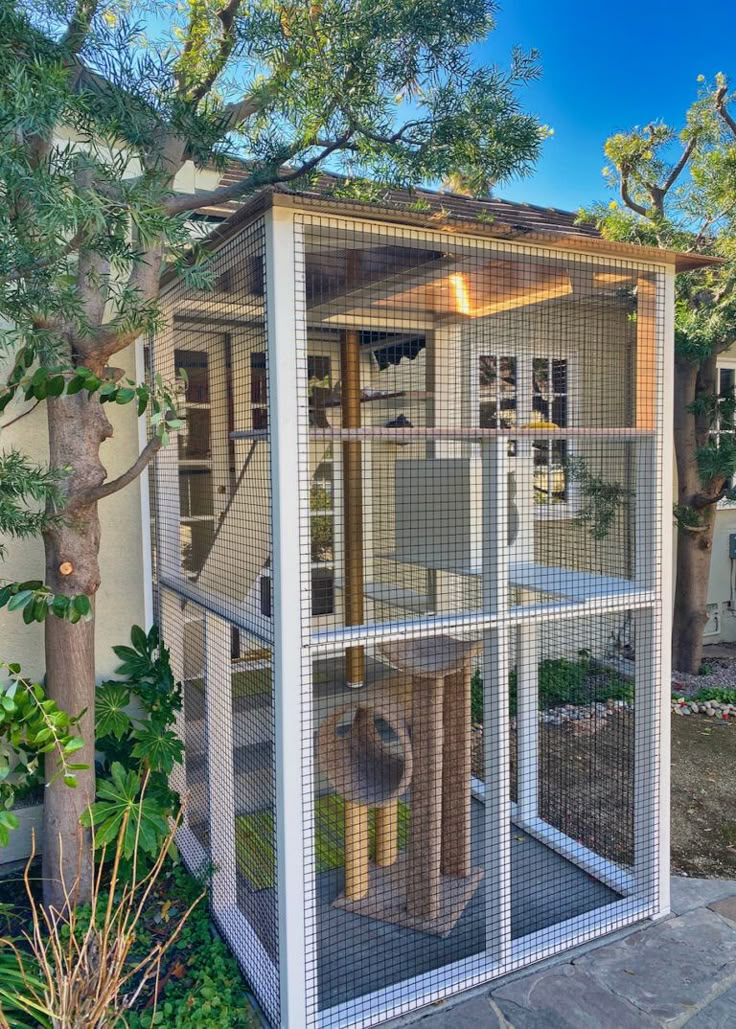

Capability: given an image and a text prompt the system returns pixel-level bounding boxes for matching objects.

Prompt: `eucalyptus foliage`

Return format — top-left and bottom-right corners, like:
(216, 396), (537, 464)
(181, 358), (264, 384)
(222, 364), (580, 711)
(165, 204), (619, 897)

(583, 73), (736, 671)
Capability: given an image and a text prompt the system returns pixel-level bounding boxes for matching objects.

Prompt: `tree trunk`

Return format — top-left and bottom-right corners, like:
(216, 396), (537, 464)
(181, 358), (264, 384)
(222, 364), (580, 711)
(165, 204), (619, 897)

(672, 353), (717, 675)
(673, 515), (715, 674)
(42, 390), (112, 909)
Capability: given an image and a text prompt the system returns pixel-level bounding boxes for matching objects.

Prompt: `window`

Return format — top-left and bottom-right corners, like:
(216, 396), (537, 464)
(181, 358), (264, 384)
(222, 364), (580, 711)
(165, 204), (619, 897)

(309, 355), (336, 616)
(250, 351), (268, 430)
(715, 363), (736, 504)
(479, 353), (571, 508)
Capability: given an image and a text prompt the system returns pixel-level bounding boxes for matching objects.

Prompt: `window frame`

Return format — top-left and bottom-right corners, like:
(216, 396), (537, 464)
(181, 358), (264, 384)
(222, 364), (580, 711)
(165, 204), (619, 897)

(715, 358), (736, 510)
(473, 344), (580, 520)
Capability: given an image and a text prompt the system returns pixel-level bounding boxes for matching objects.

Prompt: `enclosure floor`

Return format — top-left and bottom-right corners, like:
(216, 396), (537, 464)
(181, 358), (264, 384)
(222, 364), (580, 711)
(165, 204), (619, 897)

(316, 800), (619, 1011)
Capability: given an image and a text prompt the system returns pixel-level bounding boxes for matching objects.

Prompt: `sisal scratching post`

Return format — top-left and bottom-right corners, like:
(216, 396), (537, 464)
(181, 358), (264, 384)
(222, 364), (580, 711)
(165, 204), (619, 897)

(441, 661), (472, 878)
(406, 674), (444, 921)
(318, 702), (413, 905)
(340, 328), (365, 688)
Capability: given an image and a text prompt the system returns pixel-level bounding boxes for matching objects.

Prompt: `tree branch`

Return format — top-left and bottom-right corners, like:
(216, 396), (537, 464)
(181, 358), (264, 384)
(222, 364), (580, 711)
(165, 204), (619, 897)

(715, 82), (736, 138)
(75, 435), (161, 505)
(163, 133), (353, 215)
(619, 173), (649, 218)
(661, 136), (697, 196)
(60, 0), (100, 56)
(183, 0), (243, 104)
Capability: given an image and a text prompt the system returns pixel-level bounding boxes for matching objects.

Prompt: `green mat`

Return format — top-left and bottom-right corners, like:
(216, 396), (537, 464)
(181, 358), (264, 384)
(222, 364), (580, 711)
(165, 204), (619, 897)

(235, 794), (410, 890)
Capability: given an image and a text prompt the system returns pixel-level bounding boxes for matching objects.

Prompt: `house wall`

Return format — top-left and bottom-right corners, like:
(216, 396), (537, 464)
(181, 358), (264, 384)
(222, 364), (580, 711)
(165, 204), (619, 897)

(0, 157), (223, 680)
(704, 341), (736, 642)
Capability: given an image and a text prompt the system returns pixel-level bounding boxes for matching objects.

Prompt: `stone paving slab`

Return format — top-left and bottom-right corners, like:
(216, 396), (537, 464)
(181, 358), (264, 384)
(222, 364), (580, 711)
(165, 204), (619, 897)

(403, 877), (736, 1029)
(575, 906), (736, 1022)
(670, 876), (736, 916)
(493, 963), (660, 1028)
(686, 984), (736, 1029)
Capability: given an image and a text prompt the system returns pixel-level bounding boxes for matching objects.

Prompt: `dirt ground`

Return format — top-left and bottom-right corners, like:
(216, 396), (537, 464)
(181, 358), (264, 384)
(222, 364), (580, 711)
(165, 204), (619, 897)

(670, 713), (736, 878)
(473, 711), (736, 878)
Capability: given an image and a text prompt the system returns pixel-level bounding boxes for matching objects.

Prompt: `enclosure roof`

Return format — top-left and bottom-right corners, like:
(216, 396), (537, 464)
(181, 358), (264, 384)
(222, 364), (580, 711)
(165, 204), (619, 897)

(189, 165), (719, 275)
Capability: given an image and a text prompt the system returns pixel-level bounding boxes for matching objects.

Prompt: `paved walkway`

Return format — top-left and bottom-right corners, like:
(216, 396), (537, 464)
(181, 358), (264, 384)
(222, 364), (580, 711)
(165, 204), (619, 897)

(404, 878), (736, 1028)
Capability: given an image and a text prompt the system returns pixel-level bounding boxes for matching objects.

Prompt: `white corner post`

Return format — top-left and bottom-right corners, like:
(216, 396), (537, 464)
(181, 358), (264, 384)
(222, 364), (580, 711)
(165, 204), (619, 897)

(266, 206), (314, 1027)
(482, 437), (511, 970)
(633, 268), (672, 916)
(134, 336), (154, 631)
(204, 611), (238, 914)
(657, 268), (674, 915)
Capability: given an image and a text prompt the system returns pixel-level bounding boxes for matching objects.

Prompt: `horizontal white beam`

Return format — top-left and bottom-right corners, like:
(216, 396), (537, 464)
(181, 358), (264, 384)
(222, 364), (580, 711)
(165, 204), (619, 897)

(308, 592), (657, 652)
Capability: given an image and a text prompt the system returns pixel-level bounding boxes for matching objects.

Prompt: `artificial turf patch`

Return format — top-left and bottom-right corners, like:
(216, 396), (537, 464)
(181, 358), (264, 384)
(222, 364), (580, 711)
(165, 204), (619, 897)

(235, 794), (410, 890)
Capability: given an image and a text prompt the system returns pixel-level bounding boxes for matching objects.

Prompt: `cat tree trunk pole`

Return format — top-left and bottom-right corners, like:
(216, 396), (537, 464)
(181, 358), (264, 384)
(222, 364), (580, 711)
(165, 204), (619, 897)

(341, 326), (371, 899)
(340, 327), (365, 688)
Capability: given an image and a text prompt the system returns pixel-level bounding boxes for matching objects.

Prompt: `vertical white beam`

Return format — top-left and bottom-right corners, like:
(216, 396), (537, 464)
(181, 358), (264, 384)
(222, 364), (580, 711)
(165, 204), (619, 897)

(634, 268), (671, 915)
(151, 311), (183, 585)
(482, 438), (511, 967)
(204, 611), (238, 914)
(135, 336), (154, 631)
(516, 624), (540, 822)
(266, 207), (313, 1027)
(657, 268), (674, 915)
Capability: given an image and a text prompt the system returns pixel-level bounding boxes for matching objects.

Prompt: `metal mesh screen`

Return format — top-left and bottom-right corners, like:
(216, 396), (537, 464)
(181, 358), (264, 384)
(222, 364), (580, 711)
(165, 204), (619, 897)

(152, 216), (280, 1025)
(150, 205), (666, 1028)
(295, 214), (664, 1026)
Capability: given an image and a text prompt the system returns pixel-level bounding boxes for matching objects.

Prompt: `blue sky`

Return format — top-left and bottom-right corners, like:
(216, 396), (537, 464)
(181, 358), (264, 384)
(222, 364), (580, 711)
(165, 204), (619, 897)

(482, 0), (736, 213)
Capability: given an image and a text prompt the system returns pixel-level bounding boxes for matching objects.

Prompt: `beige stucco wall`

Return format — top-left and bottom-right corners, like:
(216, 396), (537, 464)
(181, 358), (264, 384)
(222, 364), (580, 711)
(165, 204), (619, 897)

(0, 158), (223, 681)
(0, 344), (147, 680)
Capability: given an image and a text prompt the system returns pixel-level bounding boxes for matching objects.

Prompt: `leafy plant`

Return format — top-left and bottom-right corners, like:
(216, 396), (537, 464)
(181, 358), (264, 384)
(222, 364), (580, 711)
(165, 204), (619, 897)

(2, 794), (202, 1028)
(91, 626), (183, 866)
(0, 665), (85, 847)
(686, 686), (736, 705)
(471, 653), (634, 723)
(81, 764), (170, 862)
(566, 456), (633, 540)
(125, 868), (257, 1029)
(0, 946), (51, 1028)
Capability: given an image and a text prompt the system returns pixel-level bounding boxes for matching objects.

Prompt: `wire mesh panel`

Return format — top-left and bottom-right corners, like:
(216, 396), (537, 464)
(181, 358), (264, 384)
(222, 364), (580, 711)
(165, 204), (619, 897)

(293, 213), (666, 1027)
(153, 216), (280, 1025)
(150, 201), (668, 1028)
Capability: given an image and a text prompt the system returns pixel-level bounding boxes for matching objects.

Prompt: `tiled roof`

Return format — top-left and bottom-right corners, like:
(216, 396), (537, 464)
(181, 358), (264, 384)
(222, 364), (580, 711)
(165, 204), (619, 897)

(198, 165), (600, 239)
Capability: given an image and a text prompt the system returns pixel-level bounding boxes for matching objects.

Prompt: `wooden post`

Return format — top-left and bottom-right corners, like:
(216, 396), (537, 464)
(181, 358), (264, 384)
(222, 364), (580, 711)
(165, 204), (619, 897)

(441, 663), (472, 878)
(341, 327), (365, 687)
(344, 801), (370, 900)
(375, 804), (399, 867)
(407, 675), (444, 920)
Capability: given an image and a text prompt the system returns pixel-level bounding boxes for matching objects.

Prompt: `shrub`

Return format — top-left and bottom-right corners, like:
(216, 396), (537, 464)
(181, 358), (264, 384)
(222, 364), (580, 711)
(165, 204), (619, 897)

(91, 626), (183, 868)
(471, 653), (634, 723)
(0, 664), (85, 847)
(688, 686), (736, 705)
(126, 869), (258, 1029)
(1, 791), (201, 1028)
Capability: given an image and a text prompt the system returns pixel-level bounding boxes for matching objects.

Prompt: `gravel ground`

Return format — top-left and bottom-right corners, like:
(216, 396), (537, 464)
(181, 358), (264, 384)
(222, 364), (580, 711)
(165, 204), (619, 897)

(672, 655), (736, 695)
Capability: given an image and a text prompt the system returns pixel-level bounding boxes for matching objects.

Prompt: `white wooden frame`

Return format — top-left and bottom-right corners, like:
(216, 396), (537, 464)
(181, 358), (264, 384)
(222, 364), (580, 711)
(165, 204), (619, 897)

(267, 207), (317, 1026)
(151, 208), (672, 1028)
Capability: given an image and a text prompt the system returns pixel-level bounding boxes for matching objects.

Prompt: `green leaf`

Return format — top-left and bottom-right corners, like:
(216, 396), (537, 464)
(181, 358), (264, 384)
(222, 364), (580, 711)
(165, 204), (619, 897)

(130, 624), (148, 653)
(95, 682), (132, 740)
(7, 590), (32, 611)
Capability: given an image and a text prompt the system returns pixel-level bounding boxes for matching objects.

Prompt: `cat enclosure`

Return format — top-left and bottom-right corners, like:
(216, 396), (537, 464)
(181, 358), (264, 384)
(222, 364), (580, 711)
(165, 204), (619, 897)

(151, 188), (684, 1028)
